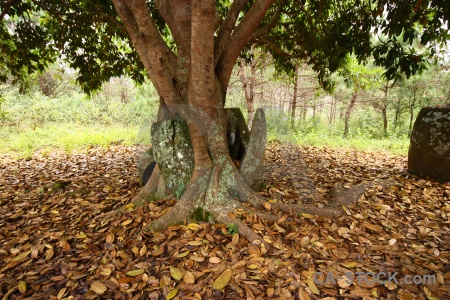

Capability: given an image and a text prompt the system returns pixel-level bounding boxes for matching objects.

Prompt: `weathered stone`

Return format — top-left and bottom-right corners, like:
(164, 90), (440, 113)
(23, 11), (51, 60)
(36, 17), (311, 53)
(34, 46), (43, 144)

(141, 108), (256, 193)
(226, 108), (250, 161)
(151, 120), (195, 191)
(155, 175), (168, 198)
(137, 147), (155, 186)
(408, 105), (450, 181)
(240, 108), (267, 188)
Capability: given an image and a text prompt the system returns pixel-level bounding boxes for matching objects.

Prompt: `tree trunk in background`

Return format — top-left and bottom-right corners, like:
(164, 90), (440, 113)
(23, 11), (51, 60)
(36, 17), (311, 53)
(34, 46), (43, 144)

(381, 104), (388, 136)
(240, 54), (257, 130)
(291, 66), (299, 128)
(393, 98), (402, 130)
(408, 89), (417, 137)
(329, 96), (337, 125)
(380, 83), (390, 136)
(343, 92), (357, 137)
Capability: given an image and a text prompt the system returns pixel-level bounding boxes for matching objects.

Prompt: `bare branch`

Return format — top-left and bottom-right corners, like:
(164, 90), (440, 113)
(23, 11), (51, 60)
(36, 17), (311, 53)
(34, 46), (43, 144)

(214, 0), (248, 65)
(0, 0), (20, 21)
(251, 0), (285, 39)
(112, 0), (180, 109)
(254, 37), (292, 58)
(126, 0), (177, 74)
(216, 0), (277, 90)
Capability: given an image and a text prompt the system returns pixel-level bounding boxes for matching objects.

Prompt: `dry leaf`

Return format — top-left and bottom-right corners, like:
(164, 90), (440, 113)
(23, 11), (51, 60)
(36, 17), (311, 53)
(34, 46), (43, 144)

(187, 223), (201, 230)
(187, 240), (203, 246)
(121, 219), (132, 226)
(183, 271), (195, 284)
(170, 266), (182, 280)
(126, 269), (144, 277)
(307, 280), (320, 295)
(91, 281), (107, 294)
(166, 288), (178, 299)
(18, 280), (27, 293)
(212, 269), (232, 290)
(209, 257), (222, 264)
(174, 251), (189, 258)
(11, 250), (31, 262)
(301, 213), (315, 219)
(57, 287), (66, 299)
(337, 276), (351, 289)
(298, 288), (311, 300)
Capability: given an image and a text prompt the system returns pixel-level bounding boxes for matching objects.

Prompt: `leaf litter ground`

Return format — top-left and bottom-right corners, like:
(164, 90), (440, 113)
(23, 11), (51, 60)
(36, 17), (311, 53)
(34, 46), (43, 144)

(0, 142), (449, 300)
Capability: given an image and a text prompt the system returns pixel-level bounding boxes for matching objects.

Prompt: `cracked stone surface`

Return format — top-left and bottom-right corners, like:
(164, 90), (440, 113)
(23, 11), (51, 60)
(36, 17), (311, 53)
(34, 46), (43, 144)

(408, 104), (450, 181)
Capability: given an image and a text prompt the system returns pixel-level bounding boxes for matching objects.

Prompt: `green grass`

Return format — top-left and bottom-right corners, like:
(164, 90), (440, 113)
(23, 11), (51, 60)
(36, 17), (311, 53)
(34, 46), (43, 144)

(0, 121), (410, 159)
(1, 123), (140, 157)
(295, 133), (409, 155)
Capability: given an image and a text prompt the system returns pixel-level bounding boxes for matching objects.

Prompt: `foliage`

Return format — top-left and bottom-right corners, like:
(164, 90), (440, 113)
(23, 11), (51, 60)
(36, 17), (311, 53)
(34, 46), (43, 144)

(1, 0), (448, 94)
(338, 56), (385, 91)
(2, 78), (158, 128)
(226, 223), (239, 235)
(265, 108), (297, 143)
(0, 93), (7, 121)
(175, 184), (185, 199)
(190, 207), (213, 223)
(0, 74), (159, 156)
(0, 123), (139, 157)
(1, 1), (144, 93)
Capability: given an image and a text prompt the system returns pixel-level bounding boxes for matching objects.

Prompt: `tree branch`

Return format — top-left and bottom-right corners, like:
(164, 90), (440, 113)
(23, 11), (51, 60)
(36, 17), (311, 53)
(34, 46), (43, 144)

(0, 0), (20, 21)
(188, 0), (216, 107)
(216, 0), (277, 91)
(251, 0), (285, 39)
(254, 37), (292, 58)
(125, 0), (177, 75)
(214, 0), (248, 65)
(112, 0), (180, 109)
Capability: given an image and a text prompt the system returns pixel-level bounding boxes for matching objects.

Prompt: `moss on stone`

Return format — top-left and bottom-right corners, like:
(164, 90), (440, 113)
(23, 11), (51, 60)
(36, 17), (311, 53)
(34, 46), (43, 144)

(190, 207), (213, 223)
(151, 120), (194, 191)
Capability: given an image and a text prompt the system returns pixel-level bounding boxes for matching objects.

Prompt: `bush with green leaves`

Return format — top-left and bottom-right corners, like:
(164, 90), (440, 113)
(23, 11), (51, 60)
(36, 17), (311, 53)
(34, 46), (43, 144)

(0, 94), (7, 122)
(265, 108), (297, 143)
(2, 79), (159, 128)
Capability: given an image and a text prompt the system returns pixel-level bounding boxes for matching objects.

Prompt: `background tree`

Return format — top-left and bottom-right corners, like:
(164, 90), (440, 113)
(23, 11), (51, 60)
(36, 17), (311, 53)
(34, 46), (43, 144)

(1, 0), (449, 242)
(394, 64), (449, 136)
(372, 79), (396, 136)
(238, 47), (268, 129)
(337, 57), (384, 137)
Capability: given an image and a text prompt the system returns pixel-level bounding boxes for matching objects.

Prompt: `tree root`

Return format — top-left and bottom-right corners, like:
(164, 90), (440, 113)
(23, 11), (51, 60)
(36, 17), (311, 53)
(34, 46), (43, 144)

(143, 198), (192, 231)
(140, 164), (269, 247)
(214, 212), (268, 248)
(130, 155), (395, 246)
(106, 164), (170, 217)
(235, 171), (394, 218)
(331, 180), (395, 206)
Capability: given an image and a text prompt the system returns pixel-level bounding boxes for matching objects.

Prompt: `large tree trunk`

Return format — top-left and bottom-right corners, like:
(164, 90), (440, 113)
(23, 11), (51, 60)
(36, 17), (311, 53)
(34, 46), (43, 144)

(109, 0), (387, 244)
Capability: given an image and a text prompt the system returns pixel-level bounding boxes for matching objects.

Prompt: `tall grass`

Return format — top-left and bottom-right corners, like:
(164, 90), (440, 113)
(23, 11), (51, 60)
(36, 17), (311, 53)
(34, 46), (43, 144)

(264, 109), (410, 155)
(1, 123), (139, 157)
(1, 81), (158, 157)
(1, 80), (412, 157)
